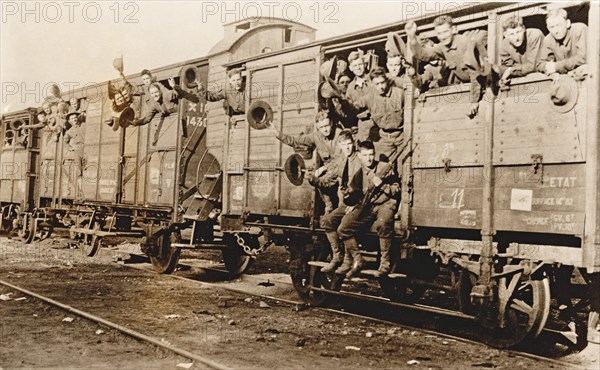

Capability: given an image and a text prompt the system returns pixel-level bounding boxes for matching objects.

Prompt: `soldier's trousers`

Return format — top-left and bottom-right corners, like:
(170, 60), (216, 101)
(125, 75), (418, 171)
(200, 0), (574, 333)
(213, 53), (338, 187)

(321, 199), (397, 240)
(356, 118), (379, 143)
(376, 129), (404, 177)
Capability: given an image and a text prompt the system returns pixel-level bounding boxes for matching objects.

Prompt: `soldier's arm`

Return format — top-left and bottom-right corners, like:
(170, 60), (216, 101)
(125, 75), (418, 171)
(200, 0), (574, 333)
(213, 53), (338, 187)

(536, 36), (554, 73)
(173, 85), (200, 104)
(379, 168), (401, 198)
(131, 107), (158, 127)
(204, 86), (226, 102)
(555, 24), (587, 73)
(276, 130), (316, 148)
(499, 40), (515, 74)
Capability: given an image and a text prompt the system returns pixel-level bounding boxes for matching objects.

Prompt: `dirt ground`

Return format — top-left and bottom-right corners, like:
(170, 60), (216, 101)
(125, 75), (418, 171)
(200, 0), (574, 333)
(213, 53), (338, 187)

(0, 234), (593, 369)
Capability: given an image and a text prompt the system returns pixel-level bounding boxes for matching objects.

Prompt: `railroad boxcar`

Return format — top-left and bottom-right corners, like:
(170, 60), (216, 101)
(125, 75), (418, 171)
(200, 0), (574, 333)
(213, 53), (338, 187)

(214, 1), (600, 349)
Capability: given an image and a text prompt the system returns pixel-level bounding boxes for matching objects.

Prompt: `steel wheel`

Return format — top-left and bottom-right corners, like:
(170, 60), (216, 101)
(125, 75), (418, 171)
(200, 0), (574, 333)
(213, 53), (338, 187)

(222, 234), (253, 278)
(17, 214), (34, 244)
(479, 277), (551, 348)
(81, 223), (101, 258)
(149, 230), (181, 274)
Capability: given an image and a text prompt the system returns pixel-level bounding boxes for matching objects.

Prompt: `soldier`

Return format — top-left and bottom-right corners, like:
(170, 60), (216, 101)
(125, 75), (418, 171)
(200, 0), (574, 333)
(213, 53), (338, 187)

(346, 49), (377, 142)
(199, 68), (246, 115)
(319, 129), (362, 272)
(63, 111), (86, 198)
(405, 16), (487, 118)
(347, 67), (404, 165)
(499, 15), (544, 85)
(336, 73), (352, 96)
(267, 110), (343, 213)
(333, 140), (400, 278)
(384, 32), (419, 91)
(131, 79), (199, 127)
(537, 8), (588, 78)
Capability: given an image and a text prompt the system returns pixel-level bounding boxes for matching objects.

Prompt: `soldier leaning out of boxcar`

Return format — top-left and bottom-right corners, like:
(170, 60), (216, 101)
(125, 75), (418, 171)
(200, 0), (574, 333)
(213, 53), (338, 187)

(131, 79), (199, 127)
(346, 50), (378, 143)
(537, 8), (588, 80)
(346, 67), (404, 167)
(498, 15), (544, 86)
(405, 16), (486, 118)
(267, 110), (343, 213)
(323, 140), (400, 278)
(199, 68), (246, 115)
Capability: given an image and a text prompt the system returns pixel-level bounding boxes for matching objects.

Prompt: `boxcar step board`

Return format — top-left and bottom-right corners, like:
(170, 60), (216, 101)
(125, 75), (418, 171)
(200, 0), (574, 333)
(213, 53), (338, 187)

(70, 228), (115, 237)
(183, 215), (212, 221)
(171, 242), (226, 250)
(360, 270), (407, 279)
(203, 174), (220, 179)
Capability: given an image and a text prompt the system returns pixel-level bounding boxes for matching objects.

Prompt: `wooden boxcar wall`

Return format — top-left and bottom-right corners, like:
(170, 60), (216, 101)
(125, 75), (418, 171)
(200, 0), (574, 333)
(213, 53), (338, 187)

(221, 45), (321, 218)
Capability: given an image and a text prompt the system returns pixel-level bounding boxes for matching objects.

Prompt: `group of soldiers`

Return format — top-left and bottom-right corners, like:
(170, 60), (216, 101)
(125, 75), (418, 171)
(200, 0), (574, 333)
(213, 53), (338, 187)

(263, 8), (589, 279)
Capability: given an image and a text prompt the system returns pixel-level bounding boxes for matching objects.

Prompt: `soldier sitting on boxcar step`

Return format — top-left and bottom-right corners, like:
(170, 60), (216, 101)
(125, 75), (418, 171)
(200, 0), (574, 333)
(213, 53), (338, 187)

(318, 129), (362, 273)
(405, 16), (487, 118)
(331, 140), (400, 278)
(198, 68), (246, 116)
(537, 8), (588, 80)
(266, 110), (343, 213)
(498, 15), (544, 86)
(131, 79), (199, 127)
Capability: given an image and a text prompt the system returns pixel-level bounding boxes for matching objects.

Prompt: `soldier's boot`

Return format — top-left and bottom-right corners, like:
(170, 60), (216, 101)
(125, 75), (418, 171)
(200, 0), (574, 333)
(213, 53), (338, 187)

(345, 238), (365, 279)
(335, 240), (355, 275)
(374, 238), (392, 278)
(322, 232), (343, 273)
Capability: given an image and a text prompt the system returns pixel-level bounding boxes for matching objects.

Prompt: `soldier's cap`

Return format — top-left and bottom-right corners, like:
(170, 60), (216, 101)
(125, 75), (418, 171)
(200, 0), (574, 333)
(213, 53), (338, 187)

(385, 32), (406, 58)
(319, 55), (338, 80)
(118, 107), (136, 129)
(501, 15), (524, 31)
(140, 69), (152, 77)
(65, 111), (81, 120)
(36, 108), (46, 115)
(347, 49), (366, 64)
(549, 74), (578, 113)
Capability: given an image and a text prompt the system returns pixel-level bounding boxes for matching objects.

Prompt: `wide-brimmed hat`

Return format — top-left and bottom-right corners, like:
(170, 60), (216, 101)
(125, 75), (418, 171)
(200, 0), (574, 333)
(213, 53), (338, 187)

(548, 75), (578, 113)
(118, 107), (135, 129)
(65, 111), (81, 121)
(247, 100), (273, 130)
(318, 79), (344, 99)
(320, 55), (338, 80)
(385, 32), (406, 58)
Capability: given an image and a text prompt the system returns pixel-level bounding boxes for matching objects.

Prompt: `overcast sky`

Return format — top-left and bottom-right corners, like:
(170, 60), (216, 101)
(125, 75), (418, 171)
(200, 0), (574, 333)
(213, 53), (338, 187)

(0, 0), (508, 113)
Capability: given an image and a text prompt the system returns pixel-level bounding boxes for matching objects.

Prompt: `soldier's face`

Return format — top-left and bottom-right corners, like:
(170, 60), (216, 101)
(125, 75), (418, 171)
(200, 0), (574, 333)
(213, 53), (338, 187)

(546, 16), (570, 41)
(316, 118), (332, 137)
(372, 76), (389, 96)
(70, 98), (79, 109)
(142, 74), (153, 86)
(434, 23), (455, 46)
(350, 59), (365, 77)
(338, 138), (354, 157)
(504, 26), (525, 48)
(386, 56), (402, 77)
(229, 74), (243, 91)
(37, 113), (47, 123)
(43, 104), (51, 114)
(115, 92), (125, 106)
(150, 86), (161, 102)
(359, 148), (375, 168)
(337, 76), (351, 93)
(68, 115), (78, 125)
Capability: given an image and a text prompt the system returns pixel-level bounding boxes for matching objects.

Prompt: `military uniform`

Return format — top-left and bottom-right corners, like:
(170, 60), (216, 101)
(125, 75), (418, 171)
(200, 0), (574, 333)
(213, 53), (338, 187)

(346, 76), (377, 142)
(350, 85), (404, 164)
(409, 32), (487, 104)
(133, 85), (198, 126)
(499, 28), (544, 77)
(537, 23), (588, 74)
(204, 85), (246, 115)
(326, 159), (400, 277)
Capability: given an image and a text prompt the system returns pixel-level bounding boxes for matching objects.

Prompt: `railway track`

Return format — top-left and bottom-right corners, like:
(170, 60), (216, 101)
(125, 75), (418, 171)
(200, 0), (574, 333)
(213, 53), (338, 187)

(117, 252), (588, 369)
(0, 279), (233, 370)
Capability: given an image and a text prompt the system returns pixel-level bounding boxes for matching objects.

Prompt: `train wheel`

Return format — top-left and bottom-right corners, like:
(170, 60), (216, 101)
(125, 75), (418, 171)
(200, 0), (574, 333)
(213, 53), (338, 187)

(222, 234), (253, 278)
(453, 269), (478, 315)
(479, 277), (551, 348)
(0, 207), (14, 233)
(291, 243), (329, 306)
(37, 221), (54, 241)
(149, 230), (181, 274)
(17, 215), (35, 244)
(81, 223), (101, 258)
